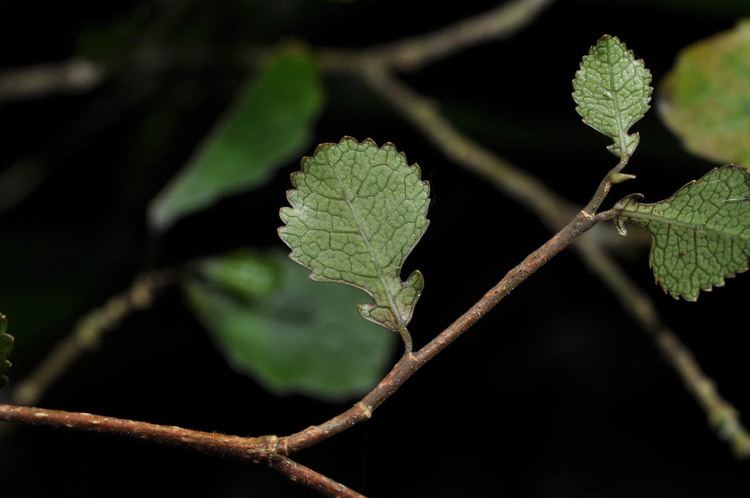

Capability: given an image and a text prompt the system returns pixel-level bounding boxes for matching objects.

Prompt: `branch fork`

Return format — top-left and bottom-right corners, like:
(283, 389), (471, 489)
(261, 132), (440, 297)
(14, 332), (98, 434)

(3, 1), (750, 497)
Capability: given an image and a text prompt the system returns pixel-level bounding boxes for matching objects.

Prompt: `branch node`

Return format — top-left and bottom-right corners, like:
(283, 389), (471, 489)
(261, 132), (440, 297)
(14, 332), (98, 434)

(356, 401), (373, 420)
(265, 435), (280, 465)
(579, 209), (595, 221)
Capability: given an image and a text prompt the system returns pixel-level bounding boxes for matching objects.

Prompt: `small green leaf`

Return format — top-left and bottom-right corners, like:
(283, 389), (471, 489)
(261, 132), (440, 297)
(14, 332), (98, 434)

(278, 137), (430, 336)
(573, 35), (653, 157)
(149, 49), (324, 230)
(0, 314), (14, 388)
(616, 165), (750, 301)
(659, 21), (750, 168)
(185, 250), (395, 400)
(197, 250), (279, 300)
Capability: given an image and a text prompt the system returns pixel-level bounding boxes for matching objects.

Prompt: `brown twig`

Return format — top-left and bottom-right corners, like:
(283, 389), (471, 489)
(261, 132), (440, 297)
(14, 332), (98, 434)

(358, 65), (575, 225)
(0, 404), (363, 496)
(0, 0), (555, 105)
(357, 64), (750, 457)
(0, 205), (613, 496)
(12, 271), (175, 406)
(318, 0), (555, 72)
(5, 1), (748, 496)
(0, 404), (279, 459)
(0, 0), (195, 213)
(264, 210), (616, 457)
(0, 59), (105, 104)
(0, 0), (193, 104)
(271, 458), (365, 498)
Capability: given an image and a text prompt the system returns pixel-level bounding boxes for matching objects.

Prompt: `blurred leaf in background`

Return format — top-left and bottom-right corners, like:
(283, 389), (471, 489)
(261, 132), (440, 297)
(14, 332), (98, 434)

(76, 10), (148, 65)
(185, 250), (396, 400)
(149, 48), (324, 230)
(659, 21), (750, 168)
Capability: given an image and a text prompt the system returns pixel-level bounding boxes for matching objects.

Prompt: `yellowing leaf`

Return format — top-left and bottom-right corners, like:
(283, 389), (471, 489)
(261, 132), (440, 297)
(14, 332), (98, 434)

(660, 21), (750, 168)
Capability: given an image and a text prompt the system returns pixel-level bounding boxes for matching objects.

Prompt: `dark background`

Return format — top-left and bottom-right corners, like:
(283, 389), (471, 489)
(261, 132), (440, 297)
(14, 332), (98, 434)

(1, 0), (749, 496)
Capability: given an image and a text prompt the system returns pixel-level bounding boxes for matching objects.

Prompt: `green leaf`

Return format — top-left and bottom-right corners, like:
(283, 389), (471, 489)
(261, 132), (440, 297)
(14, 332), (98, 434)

(0, 314), (14, 388)
(149, 49), (324, 230)
(659, 21), (750, 168)
(185, 250), (395, 400)
(278, 137), (430, 337)
(615, 165), (750, 301)
(573, 35), (653, 157)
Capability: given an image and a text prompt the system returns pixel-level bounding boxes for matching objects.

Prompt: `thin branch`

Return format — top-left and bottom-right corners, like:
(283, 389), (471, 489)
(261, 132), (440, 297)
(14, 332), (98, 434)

(0, 0), (553, 215)
(0, 405), (361, 498)
(271, 457), (365, 498)
(0, 1), (194, 212)
(0, 406), (360, 498)
(5, 2), (746, 496)
(583, 154), (630, 215)
(0, 0), (554, 105)
(318, 0), (556, 72)
(12, 271), (175, 406)
(0, 75), (161, 214)
(0, 0), (192, 104)
(0, 204), (612, 496)
(0, 404), (278, 459)
(574, 237), (750, 457)
(359, 64), (576, 226)
(0, 59), (105, 104)
(284, 208), (612, 453)
(358, 65), (750, 457)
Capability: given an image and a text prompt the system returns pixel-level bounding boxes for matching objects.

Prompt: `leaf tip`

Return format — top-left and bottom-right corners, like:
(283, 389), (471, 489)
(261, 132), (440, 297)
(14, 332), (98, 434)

(597, 33), (619, 46)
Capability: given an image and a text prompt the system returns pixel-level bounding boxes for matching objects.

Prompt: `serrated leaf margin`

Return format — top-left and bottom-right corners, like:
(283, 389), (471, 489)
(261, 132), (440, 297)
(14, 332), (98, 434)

(572, 34), (653, 156)
(615, 165), (750, 301)
(277, 136), (430, 332)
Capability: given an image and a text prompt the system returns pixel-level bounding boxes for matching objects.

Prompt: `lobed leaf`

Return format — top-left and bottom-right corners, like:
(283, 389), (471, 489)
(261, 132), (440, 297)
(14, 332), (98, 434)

(149, 49), (324, 230)
(185, 250), (395, 400)
(573, 35), (652, 157)
(616, 165), (750, 301)
(278, 137), (430, 333)
(659, 21), (750, 168)
(0, 314), (13, 388)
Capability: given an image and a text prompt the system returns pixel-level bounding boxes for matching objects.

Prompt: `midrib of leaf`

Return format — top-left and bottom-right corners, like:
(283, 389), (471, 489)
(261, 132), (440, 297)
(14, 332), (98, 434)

(329, 155), (407, 329)
(607, 41), (629, 156)
(622, 209), (750, 240)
